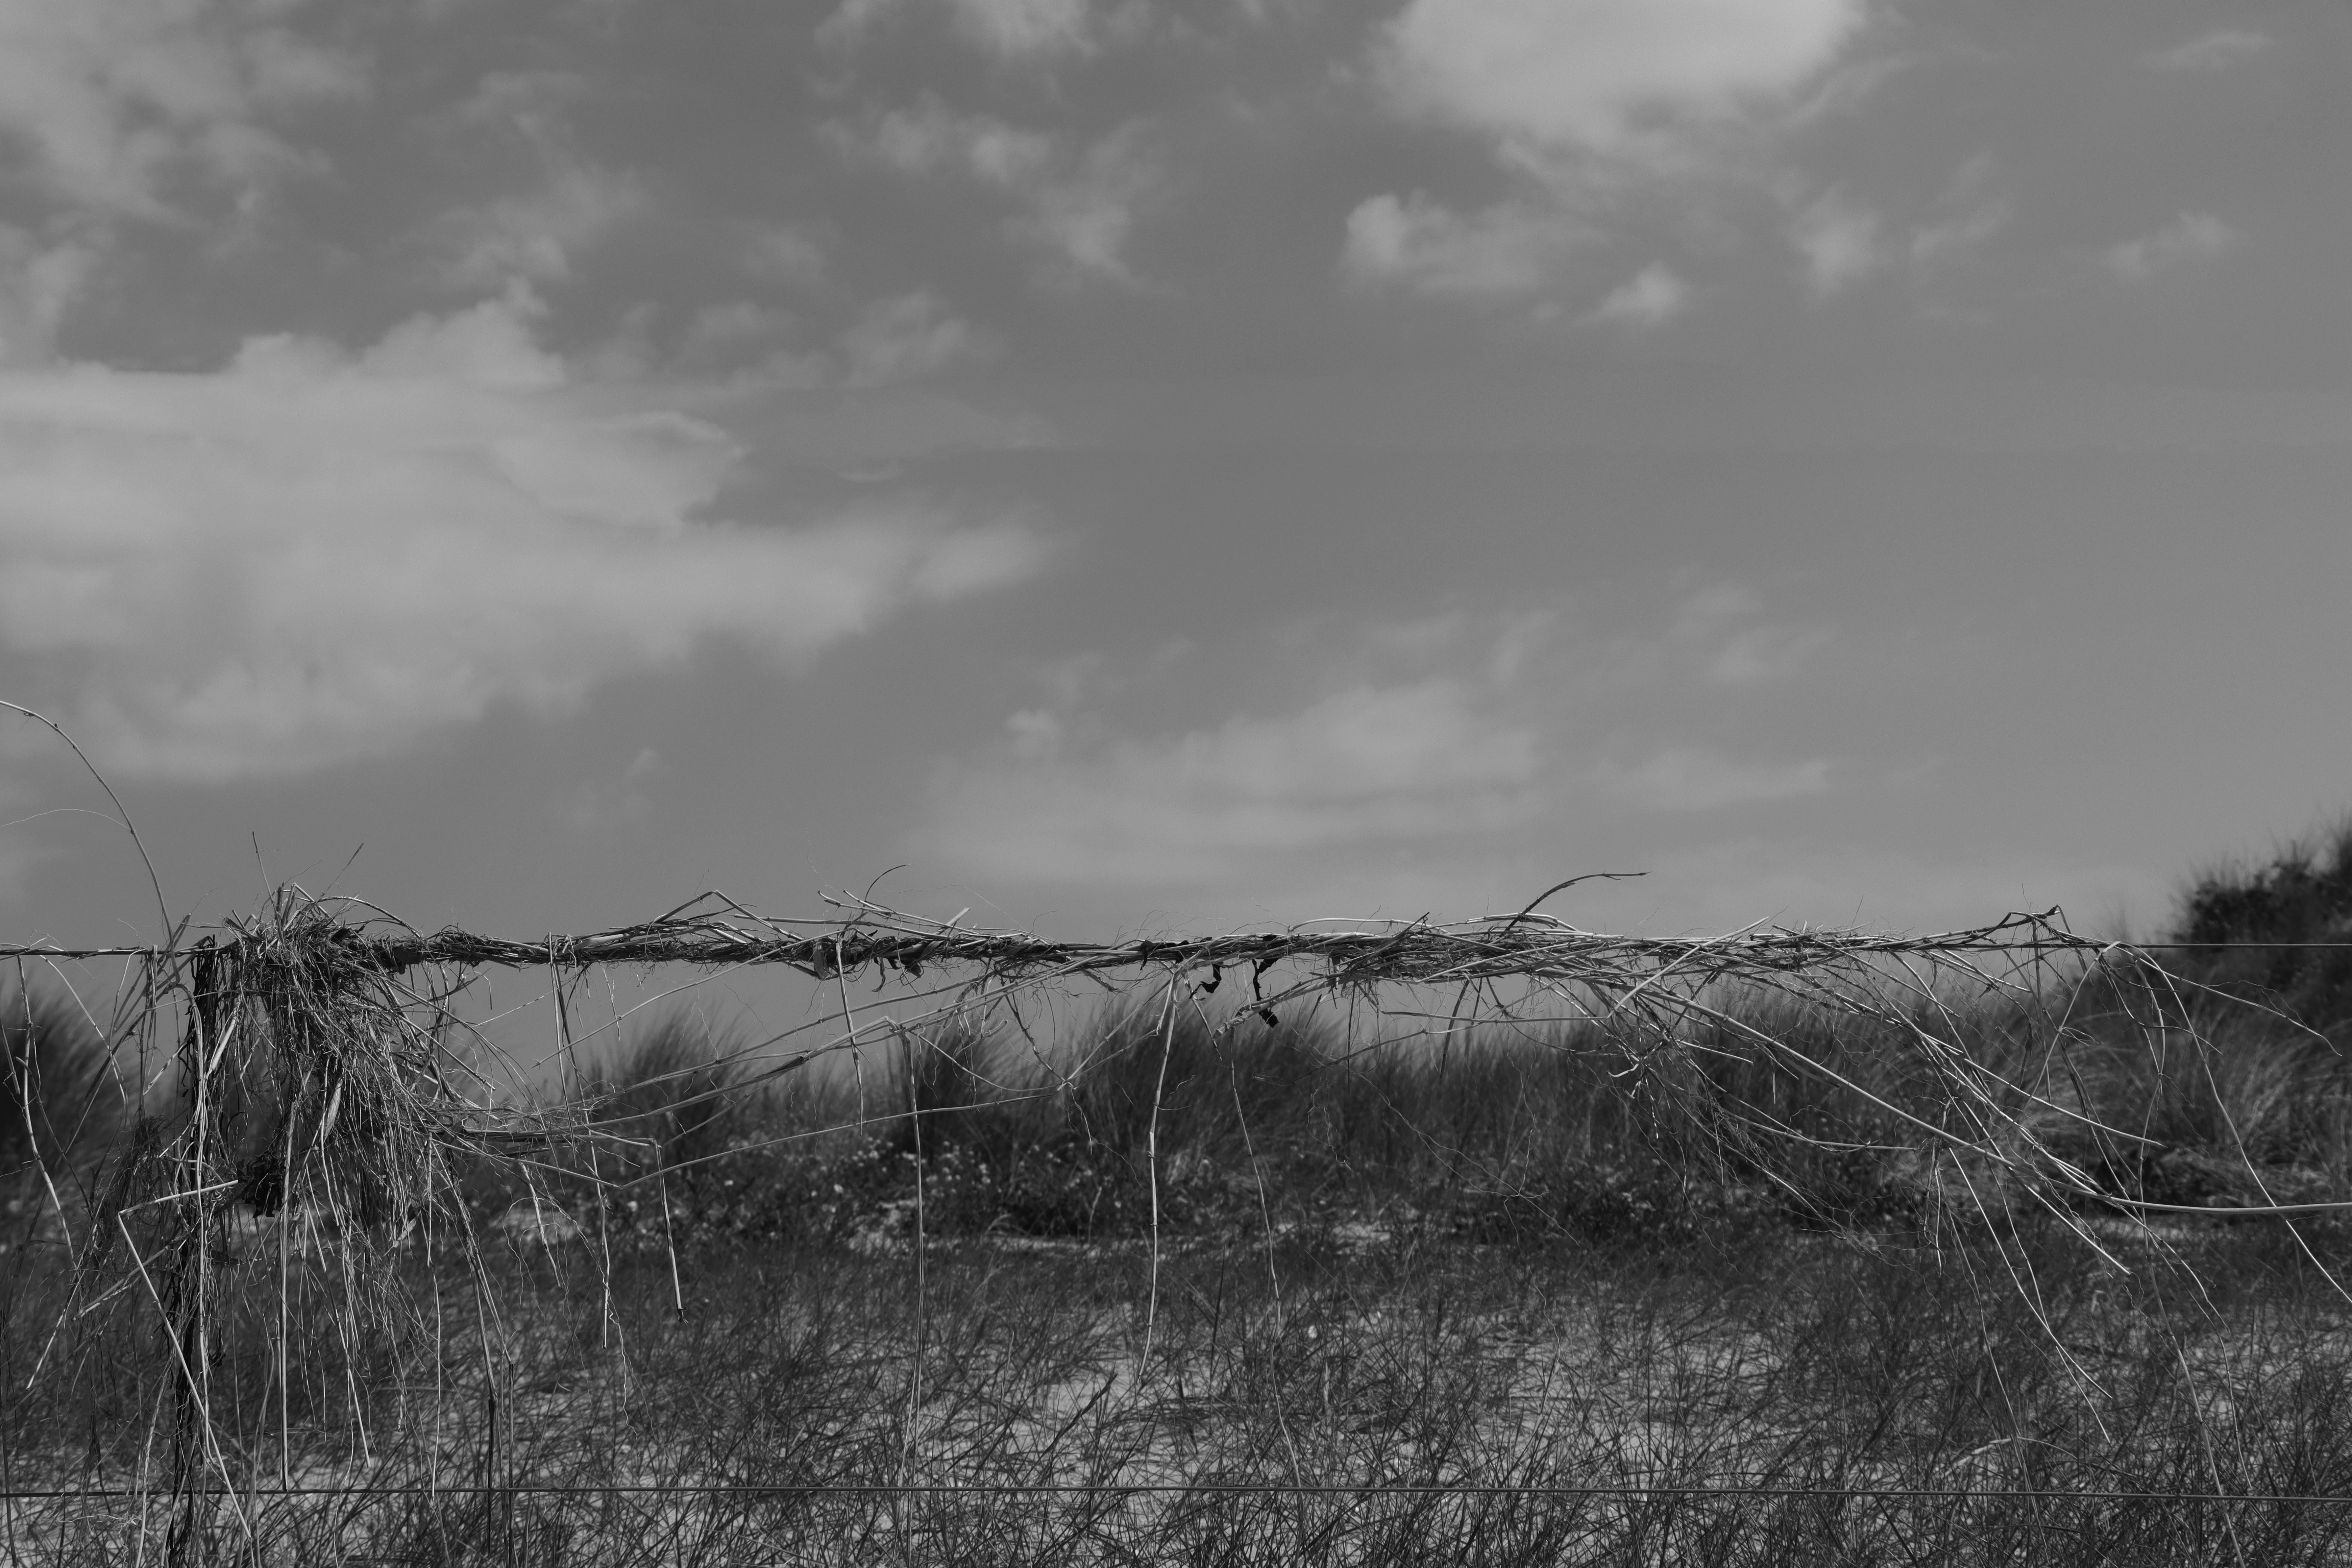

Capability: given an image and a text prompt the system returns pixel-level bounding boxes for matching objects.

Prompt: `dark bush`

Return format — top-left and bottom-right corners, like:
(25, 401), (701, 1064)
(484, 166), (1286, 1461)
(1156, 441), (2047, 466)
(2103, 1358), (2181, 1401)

(2174, 816), (2352, 1034)
(1, 986), (120, 1184)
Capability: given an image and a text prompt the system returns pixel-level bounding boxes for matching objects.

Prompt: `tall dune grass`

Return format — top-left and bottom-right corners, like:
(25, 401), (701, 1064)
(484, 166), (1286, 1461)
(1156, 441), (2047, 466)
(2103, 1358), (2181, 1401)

(9, 819), (2352, 1561)
(2, 985), (120, 1189)
(2174, 813), (2352, 1038)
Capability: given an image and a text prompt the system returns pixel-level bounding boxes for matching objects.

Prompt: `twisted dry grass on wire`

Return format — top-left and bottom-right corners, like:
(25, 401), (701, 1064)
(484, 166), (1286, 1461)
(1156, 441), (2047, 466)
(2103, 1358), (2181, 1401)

(0, 879), (2314, 1232)
(0, 888), (2128, 994)
(2, 883), (2303, 1228)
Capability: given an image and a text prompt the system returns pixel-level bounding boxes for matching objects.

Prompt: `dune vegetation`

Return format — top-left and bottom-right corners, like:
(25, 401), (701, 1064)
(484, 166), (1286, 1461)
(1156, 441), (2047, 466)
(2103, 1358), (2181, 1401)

(6, 821), (2352, 1563)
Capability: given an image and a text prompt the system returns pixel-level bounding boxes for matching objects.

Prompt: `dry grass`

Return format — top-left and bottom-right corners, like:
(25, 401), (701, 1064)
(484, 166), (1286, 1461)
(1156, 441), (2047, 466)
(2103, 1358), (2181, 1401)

(4, 857), (2351, 1563)
(15, 1216), (2352, 1564)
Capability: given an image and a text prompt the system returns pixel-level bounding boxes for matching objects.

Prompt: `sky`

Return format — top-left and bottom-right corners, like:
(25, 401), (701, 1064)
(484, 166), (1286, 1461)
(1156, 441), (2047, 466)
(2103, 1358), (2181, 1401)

(0, 0), (2348, 958)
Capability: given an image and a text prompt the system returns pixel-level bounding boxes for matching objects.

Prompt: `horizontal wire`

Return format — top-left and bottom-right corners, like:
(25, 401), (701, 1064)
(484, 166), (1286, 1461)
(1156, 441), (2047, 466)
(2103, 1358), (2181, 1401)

(10, 936), (2352, 965)
(8, 1482), (2351, 1503)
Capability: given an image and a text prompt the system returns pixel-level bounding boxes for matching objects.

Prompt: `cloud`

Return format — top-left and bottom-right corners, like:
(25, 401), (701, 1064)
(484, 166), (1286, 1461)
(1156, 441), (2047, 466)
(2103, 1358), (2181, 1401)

(920, 681), (1542, 886)
(839, 291), (988, 386)
(455, 69), (590, 142)
(1593, 746), (1830, 811)
(743, 225), (828, 287)
(438, 163), (643, 289)
(1341, 193), (1580, 298)
(914, 586), (1860, 914)
(645, 300), (830, 386)
(1895, 152), (2009, 273)
(1378, 0), (1863, 157)
(617, 291), (986, 389)
(2150, 30), (2270, 73)
(676, 300), (793, 365)
(835, 99), (1156, 280)
(1355, 0), (1865, 298)
(0, 293), (1049, 781)
(1787, 189), (1881, 294)
(433, 69), (640, 292)
(2105, 212), (2234, 281)
(0, 0), (363, 217)
(1586, 264), (1688, 325)
(815, 0), (896, 50)
(0, 227), (94, 364)
(1621, 839), (2163, 937)
(949, 0), (1093, 58)
(856, 96), (1053, 182)
(1908, 202), (2006, 270)
(558, 746), (665, 833)
(1021, 122), (1156, 281)
(817, 0), (1098, 58)
(1668, 582), (1831, 683)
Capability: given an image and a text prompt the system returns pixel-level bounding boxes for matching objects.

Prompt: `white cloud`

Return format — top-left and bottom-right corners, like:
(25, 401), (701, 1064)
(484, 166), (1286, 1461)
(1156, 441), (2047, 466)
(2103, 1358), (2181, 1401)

(839, 291), (988, 386)
(1901, 153), (2008, 272)
(2150, 29), (2270, 73)
(0, 0), (363, 217)
(950, 0), (1092, 58)
(431, 69), (638, 294)
(660, 300), (831, 386)
(817, 0), (1098, 57)
(2105, 212), (2235, 281)
(679, 300), (793, 362)
(632, 291), (984, 389)
(1379, 0), (1863, 156)
(1787, 189), (1881, 294)
(0, 293), (1048, 781)
(1621, 839), (2163, 938)
(558, 746), (665, 833)
(1021, 122), (1155, 281)
(1359, 0), (1865, 299)
(0, 227), (94, 364)
(744, 225), (828, 287)
(1586, 264), (1688, 325)
(1666, 581), (1830, 683)
(855, 96), (1054, 182)
(1342, 193), (1577, 298)
(1706, 622), (1829, 684)
(1908, 202), (2006, 269)
(439, 164), (642, 289)
(455, 69), (589, 143)
(920, 681), (1542, 886)
(914, 588), (1870, 915)
(350, 288), (566, 389)
(836, 100), (1154, 281)
(1593, 746), (1830, 811)
(816, 0), (898, 51)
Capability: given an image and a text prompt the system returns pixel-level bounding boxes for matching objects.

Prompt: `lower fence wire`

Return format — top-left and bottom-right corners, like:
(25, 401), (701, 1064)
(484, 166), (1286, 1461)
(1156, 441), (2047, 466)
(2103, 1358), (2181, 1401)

(7, 1484), (2352, 1503)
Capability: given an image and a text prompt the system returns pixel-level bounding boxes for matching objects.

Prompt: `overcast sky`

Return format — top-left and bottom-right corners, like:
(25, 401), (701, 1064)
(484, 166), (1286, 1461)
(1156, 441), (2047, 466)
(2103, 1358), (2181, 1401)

(1, 0), (2347, 953)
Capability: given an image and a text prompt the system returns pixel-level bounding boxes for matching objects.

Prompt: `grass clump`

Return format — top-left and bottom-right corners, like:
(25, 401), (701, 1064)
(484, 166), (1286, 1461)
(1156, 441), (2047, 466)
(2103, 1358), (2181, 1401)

(580, 1010), (753, 1178)
(1, 984), (119, 1193)
(2175, 814), (2352, 1037)
(556, 960), (2352, 1264)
